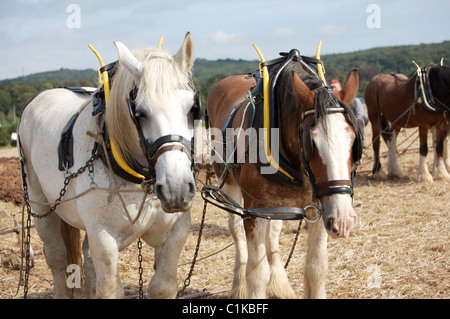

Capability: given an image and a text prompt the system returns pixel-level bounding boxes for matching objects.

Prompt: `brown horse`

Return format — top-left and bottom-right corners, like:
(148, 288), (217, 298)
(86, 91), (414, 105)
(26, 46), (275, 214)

(205, 49), (360, 299)
(365, 63), (450, 182)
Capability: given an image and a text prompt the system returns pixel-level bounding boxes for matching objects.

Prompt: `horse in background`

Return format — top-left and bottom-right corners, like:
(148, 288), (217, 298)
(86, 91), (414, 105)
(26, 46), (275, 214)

(432, 125), (450, 172)
(18, 33), (196, 298)
(206, 49), (360, 298)
(365, 62), (450, 182)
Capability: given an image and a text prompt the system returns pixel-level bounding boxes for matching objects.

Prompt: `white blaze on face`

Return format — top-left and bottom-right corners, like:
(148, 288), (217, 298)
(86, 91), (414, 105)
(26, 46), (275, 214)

(311, 113), (352, 181)
(311, 113), (357, 238)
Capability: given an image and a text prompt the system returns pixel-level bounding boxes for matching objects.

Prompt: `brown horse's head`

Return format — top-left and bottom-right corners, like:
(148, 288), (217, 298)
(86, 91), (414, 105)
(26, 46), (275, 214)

(288, 66), (359, 238)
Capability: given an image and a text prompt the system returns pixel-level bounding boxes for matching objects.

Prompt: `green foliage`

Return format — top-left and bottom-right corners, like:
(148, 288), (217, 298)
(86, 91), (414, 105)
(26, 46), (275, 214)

(322, 41), (450, 96)
(192, 58), (258, 110)
(0, 70), (97, 147)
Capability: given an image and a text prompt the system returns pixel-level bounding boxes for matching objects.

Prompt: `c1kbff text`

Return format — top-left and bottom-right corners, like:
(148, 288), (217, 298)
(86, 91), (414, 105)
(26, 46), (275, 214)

(182, 303), (269, 316)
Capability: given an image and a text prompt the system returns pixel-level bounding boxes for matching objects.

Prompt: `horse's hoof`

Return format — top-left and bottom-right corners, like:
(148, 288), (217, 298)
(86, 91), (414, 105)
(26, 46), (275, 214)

(372, 170), (387, 180)
(416, 173), (433, 183)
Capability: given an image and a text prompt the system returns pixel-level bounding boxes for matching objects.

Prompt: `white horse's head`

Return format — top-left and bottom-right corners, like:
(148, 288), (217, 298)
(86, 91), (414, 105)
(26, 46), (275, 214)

(106, 33), (196, 213)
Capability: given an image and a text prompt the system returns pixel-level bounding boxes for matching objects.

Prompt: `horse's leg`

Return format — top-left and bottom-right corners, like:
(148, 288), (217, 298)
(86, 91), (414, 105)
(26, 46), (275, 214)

(266, 220), (296, 299)
(386, 127), (405, 179)
(245, 218), (271, 298)
(82, 234), (96, 299)
(145, 212), (190, 299)
(304, 219), (328, 299)
(225, 183), (248, 299)
(417, 126), (433, 183)
(87, 229), (123, 298)
(35, 213), (73, 298)
(445, 133), (450, 171)
(431, 124), (450, 181)
(371, 116), (387, 179)
(25, 166), (72, 298)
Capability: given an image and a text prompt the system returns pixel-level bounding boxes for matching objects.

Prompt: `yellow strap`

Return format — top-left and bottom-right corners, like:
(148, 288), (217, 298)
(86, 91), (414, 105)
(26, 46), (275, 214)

(89, 44), (145, 180)
(412, 60), (436, 112)
(158, 35), (164, 50)
(315, 40), (327, 85)
(88, 45), (110, 103)
(253, 44), (295, 181)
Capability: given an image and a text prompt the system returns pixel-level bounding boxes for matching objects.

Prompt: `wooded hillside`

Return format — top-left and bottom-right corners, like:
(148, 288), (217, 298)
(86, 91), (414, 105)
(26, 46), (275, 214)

(0, 41), (448, 146)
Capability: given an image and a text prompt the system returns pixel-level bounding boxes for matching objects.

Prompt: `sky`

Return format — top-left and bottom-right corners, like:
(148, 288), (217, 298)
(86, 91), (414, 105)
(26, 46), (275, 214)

(0, 0), (449, 80)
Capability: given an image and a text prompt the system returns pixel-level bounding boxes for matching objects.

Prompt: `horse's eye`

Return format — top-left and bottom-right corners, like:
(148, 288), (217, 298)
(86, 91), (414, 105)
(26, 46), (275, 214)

(135, 111), (146, 119)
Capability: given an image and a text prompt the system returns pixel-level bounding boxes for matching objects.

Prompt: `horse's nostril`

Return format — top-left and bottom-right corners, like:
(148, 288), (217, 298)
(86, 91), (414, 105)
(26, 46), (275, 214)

(326, 218), (340, 235)
(155, 183), (165, 200)
(326, 218), (335, 230)
(188, 181), (196, 195)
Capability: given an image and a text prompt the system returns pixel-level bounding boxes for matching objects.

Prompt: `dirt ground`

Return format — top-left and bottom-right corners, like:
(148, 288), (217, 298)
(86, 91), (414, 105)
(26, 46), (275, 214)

(0, 125), (448, 299)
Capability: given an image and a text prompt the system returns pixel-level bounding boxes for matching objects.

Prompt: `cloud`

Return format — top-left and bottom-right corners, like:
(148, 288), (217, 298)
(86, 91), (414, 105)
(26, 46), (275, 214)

(316, 24), (347, 37)
(269, 28), (300, 39)
(209, 30), (246, 44)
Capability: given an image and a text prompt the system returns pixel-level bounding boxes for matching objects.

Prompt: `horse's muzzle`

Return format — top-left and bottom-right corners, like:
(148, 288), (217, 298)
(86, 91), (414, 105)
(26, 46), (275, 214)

(155, 177), (196, 213)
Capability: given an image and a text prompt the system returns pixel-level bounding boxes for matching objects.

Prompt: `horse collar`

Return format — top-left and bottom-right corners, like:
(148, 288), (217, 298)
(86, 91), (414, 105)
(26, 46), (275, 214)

(250, 49), (326, 188)
(414, 64), (450, 113)
(248, 49), (361, 199)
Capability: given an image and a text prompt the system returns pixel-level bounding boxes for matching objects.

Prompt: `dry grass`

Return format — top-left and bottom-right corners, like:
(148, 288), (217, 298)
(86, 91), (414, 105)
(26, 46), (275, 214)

(0, 125), (449, 299)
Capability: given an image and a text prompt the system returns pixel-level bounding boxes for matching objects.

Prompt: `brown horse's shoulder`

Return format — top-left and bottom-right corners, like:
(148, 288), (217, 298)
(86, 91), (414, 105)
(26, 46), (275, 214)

(207, 74), (256, 126)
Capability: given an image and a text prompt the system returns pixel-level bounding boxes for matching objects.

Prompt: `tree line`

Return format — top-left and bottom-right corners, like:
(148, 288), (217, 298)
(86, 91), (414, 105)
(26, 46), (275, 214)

(0, 40), (448, 146)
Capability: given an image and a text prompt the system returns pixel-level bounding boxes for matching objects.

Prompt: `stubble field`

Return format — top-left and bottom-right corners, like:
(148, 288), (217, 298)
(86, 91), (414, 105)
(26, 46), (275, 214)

(0, 125), (448, 299)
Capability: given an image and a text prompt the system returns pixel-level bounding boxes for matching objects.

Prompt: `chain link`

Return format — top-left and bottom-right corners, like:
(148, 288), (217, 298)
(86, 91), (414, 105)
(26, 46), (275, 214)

(176, 163), (212, 299)
(137, 238), (144, 299)
(20, 150), (99, 298)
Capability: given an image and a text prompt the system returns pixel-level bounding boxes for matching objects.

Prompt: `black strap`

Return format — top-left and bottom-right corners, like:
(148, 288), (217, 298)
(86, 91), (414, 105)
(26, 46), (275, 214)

(261, 54), (321, 68)
(99, 61), (118, 74)
(201, 185), (308, 221)
(58, 112), (80, 171)
(147, 134), (193, 159)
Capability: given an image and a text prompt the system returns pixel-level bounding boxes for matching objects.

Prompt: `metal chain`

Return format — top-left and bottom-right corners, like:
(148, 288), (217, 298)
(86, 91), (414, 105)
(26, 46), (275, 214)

(284, 219), (303, 269)
(19, 159), (32, 299)
(19, 150), (99, 298)
(28, 153), (99, 219)
(176, 163), (212, 299)
(137, 238), (144, 299)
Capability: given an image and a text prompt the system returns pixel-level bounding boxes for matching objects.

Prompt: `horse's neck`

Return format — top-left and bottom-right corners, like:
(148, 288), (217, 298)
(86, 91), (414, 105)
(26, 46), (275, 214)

(279, 104), (302, 169)
(396, 74), (417, 98)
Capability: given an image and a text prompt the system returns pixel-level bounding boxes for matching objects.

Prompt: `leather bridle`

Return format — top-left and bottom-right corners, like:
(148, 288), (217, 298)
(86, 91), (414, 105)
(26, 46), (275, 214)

(299, 88), (361, 200)
(125, 86), (201, 182)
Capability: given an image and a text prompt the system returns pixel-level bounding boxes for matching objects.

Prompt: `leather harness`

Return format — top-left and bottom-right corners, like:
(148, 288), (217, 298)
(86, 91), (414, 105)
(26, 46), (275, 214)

(58, 62), (201, 185)
(210, 49), (362, 200)
(414, 64), (450, 113)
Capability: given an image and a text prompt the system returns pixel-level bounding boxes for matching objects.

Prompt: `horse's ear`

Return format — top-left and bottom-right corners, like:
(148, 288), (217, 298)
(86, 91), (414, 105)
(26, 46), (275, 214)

(114, 41), (144, 82)
(292, 72), (314, 107)
(337, 69), (359, 105)
(174, 32), (194, 73)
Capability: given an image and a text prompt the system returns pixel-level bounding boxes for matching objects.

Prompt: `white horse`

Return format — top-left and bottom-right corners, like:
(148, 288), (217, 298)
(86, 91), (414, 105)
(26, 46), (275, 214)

(18, 32), (196, 298)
